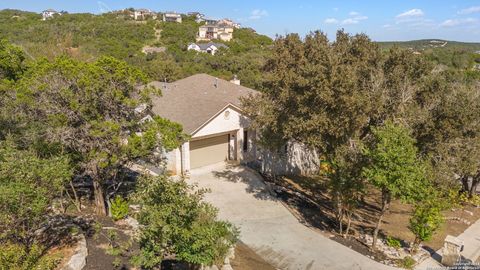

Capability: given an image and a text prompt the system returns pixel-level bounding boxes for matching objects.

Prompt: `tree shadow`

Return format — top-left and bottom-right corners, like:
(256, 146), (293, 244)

(211, 165), (277, 201)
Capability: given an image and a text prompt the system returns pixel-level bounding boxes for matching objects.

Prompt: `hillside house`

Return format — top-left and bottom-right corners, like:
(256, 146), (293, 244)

(187, 43), (228, 55)
(42, 9), (60, 20)
(217, 18), (241, 29)
(133, 9), (157, 20)
(163, 12), (182, 23)
(145, 74), (256, 175)
(188, 12), (205, 23)
(141, 74), (320, 176)
(197, 23), (234, 42)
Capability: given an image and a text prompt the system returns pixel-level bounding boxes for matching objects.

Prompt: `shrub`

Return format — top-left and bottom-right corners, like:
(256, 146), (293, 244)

(131, 175), (239, 268)
(398, 256), (416, 269)
(0, 243), (61, 270)
(110, 196), (129, 221)
(409, 201), (443, 252)
(386, 236), (402, 249)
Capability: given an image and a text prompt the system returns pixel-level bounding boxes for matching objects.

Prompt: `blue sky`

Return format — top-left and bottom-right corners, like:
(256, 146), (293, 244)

(1, 0), (480, 42)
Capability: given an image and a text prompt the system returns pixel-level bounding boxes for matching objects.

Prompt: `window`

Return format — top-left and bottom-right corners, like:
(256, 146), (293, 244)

(243, 130), (248, 151)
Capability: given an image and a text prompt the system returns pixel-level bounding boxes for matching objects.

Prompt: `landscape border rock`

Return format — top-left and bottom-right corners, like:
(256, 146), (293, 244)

(61, 234), (88, 270)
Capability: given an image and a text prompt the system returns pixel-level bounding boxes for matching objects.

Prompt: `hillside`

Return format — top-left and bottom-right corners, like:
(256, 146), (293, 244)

(0, 9), (272, 88)
(378, 39), (480, 70)
(378, 39), (480, 52)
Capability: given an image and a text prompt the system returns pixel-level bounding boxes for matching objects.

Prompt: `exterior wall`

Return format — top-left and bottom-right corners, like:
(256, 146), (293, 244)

(163, 105), (257, 175)
(187, 44), (201, 52)
(192, 106), (250, 139)
(256, 141), (320, 176)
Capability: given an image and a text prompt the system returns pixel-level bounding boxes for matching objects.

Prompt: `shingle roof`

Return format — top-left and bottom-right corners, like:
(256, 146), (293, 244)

(197, 42), (228, 50)
(148, 74), (258, 134)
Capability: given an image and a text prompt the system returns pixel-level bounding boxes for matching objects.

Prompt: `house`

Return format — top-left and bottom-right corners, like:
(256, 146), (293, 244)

(188, 12), (205, 23)
(204, 18), (219, 25)
(133, 9), (157, 20)
(217, 18), (241, 29)
(163, 12), (182, 23)
(42, 9), (60, 20)
(197, 23), (234, 42)
(146, 74), (258, 176)
(187, 42), (228, 55)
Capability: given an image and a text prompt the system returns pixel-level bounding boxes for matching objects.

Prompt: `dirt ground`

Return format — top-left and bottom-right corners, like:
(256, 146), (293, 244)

(231, 242), (277, 270)
(264, 174), (480, 259)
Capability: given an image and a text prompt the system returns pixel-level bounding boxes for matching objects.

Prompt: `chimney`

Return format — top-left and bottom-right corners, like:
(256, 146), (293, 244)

(230, 75), (240, 85)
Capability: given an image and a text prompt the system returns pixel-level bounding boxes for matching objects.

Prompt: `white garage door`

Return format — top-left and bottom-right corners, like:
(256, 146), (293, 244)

(190, 134), (229, 169)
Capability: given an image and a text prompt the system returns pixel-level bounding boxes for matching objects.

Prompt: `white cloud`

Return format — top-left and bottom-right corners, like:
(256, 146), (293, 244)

(396, 9), (424, 19)
(324, 18), (339, 24)
(333, 7), (339, 12)
(324, 11), (368, 25)
(341, 18), (359, 25)
(440, 18), (478, 27)
(383, 24), (392, 28)
(341, 13), (368, 25)
(249, 9), (268, 20)
(458, 6), (480, 15)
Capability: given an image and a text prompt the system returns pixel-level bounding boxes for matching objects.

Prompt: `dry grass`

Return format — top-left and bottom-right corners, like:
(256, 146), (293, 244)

(276, 174), (480, 251)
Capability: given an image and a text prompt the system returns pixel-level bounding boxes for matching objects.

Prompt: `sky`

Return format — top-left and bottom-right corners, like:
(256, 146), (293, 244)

(1, 0), (480, 42)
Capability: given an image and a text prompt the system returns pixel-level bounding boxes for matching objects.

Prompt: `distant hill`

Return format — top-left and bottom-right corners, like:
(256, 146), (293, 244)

(377, 39), (480, 52)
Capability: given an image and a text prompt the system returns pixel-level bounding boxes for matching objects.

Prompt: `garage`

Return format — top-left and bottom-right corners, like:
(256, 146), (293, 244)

(190, 134), (229, 169)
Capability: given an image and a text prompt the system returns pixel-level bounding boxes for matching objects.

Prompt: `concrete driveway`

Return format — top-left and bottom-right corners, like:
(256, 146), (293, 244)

(188, 163), (397, 270)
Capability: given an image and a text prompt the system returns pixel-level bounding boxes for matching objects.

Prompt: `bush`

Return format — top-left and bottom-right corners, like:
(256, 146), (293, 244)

(0, 243), (61, 270)
(409, 201), (443, 252)
(398, 256), (416, 269)
(110, 196), (129, 221)
(131, 175), (239, 268)
(386, 236), (402, 249)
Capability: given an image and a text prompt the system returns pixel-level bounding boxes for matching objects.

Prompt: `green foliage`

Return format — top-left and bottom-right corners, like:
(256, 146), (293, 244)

(385, 236), (402, 249)
(398, 256), (416, 270)
(11, 54), (186, 214)
(0, 39), (25, 81)
(0, 11), (155, 60)
(110, 196), (129, 221)
(409, 201), (443, 246)
(0, 243), (61, 270)
(0, 138), (72, 246)
(131, 175), (239, 268)
(362, 122), (428, 204)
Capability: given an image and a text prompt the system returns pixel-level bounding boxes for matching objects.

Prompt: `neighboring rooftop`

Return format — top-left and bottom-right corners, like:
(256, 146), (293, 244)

(196, 42), (228, 50)
(148, 74), (258, 134)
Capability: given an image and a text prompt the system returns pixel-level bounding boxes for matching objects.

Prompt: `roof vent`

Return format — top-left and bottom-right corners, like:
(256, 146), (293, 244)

(230, 75), (240, 85)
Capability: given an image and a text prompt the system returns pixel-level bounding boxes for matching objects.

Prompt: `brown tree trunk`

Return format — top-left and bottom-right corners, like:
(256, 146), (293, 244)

(93, 180), (107, 216)
(344, 211), (352, 238)
(468, 172), (480, 198)
(372, 191), (390, 249)
(411, 236), (421, 254)
(69, 181), (81, 212)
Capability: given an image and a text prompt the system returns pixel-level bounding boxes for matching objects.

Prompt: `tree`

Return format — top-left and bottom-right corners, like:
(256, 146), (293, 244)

(414, 74), (480, 197)
(0, 138), (72, 251)
(409, 198), (443, 253)
(14, 56), (185, 215)
(362, 121), (428, 249)
(0, 39), (25, 81)
(243, 30), (384, 232)
(131, 174), (238, 268)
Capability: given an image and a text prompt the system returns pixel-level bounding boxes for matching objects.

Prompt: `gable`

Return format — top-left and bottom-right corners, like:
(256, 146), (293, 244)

(192, 105), (251, 138)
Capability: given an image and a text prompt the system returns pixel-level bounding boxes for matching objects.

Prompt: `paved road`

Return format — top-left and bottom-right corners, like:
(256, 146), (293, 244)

(188, 163), (397, 270)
